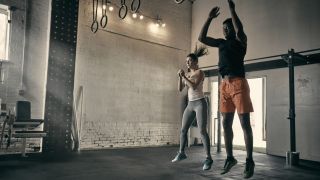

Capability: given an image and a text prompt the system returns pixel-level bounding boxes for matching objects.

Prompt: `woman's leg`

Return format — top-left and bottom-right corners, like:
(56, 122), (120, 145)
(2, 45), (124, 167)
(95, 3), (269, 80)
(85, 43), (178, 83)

(179, 104), (195, 153)
(195, 99), (211, 159)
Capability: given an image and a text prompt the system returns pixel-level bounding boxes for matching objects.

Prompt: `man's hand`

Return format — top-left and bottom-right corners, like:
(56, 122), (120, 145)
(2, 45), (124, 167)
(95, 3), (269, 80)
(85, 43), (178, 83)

(228, 0), (235, 10)
(208, 7), (220, 19)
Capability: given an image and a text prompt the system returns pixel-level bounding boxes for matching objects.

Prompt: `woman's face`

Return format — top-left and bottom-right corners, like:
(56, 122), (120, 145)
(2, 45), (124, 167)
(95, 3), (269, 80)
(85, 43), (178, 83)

(186, 57), (198, 70)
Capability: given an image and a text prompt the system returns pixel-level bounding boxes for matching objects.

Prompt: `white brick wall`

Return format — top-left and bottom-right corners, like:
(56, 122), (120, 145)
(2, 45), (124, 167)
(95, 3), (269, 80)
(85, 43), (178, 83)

(80, 121), (180, 149)
(74, 0), (192, 150)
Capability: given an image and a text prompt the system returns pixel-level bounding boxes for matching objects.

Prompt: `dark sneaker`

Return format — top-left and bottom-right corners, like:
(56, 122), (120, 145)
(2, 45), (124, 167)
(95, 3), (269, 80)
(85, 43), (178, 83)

(171, 152), (187, 162)
(221, 157), (238, 174)
(243, 158), (255, 179)
(202, 158), (213, 170)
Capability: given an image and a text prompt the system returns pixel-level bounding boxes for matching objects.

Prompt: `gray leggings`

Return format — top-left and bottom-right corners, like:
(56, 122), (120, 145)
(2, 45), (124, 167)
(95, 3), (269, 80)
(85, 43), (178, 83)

(179, 98), (211, 158)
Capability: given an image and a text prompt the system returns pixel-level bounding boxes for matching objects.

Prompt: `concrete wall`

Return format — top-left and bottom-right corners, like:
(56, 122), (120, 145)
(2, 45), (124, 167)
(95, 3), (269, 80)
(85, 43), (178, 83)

(0, 0), (50, 153)
(0, 0), (50, 117)
(192, 0), (320, 161)
(0, 0), (26, 109)
(192, 0), (320, 67)
(244, 64), (320, 162)
(0, 0), (27, 153)
(74, 0), (192, 149)
(21, 0), (51, 152)
(23, 0), (51, 119)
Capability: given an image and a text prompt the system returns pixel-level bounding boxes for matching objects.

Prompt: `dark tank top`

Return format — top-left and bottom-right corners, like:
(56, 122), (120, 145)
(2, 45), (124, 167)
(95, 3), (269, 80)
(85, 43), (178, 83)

(218, 39), (246, 78)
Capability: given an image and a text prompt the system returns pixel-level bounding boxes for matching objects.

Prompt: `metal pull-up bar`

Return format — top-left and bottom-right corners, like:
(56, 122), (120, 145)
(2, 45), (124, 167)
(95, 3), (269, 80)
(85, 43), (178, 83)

(282, 49), (309, 167)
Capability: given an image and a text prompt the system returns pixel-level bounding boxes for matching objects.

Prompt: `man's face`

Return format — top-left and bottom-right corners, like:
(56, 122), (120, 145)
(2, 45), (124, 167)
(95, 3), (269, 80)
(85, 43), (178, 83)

(223, 22), (236, 39)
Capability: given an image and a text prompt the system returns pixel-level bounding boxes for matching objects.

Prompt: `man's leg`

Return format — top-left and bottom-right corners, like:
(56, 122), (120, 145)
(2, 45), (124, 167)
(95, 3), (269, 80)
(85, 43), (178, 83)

(238, 113), (253, 159)
(221, 112), (238, 174)
(239, 113), (255, 178)
(220, 80), (238, 174)
(222, 112), (235, 158)
(232, 78), (254, 178)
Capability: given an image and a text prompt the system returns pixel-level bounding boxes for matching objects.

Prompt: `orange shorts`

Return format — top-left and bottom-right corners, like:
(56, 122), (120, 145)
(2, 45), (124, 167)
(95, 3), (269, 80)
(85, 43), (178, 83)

(220, 77), (254, 114)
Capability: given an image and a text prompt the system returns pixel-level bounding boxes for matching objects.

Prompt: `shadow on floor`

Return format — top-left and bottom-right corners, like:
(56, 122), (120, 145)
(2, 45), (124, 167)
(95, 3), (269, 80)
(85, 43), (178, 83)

(0, 146), (320, 180)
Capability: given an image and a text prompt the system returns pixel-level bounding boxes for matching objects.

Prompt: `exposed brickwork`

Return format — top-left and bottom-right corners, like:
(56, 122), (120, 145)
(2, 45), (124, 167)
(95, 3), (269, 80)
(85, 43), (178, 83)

(80, 121), (180, 149)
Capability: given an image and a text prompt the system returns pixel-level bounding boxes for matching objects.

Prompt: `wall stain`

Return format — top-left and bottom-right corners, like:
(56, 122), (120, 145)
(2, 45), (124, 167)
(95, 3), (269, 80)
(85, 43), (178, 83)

(297, 78), (310, 88)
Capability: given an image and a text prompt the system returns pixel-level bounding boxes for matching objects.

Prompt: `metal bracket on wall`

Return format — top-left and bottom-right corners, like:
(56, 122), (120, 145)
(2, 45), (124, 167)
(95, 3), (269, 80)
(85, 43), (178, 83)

(203, 48), (320, 77)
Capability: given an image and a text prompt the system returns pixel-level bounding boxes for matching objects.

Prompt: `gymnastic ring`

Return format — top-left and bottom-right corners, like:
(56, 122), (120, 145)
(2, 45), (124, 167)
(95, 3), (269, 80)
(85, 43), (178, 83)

(91, 20), (98, 33)
(174, 0), (185, 4)
(118, 4), (128, 19)
(130, 0), (140, 13)
(100, 15), (108, 28)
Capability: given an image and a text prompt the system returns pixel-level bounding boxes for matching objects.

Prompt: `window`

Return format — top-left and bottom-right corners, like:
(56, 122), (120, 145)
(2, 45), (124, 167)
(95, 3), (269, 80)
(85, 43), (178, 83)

(0, 4), (10, 61)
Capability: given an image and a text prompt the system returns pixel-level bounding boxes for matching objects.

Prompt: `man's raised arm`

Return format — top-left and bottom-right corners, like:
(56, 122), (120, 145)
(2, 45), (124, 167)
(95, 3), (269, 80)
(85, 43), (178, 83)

(228, 0), (247, 45)
(198, 7), (224, 47)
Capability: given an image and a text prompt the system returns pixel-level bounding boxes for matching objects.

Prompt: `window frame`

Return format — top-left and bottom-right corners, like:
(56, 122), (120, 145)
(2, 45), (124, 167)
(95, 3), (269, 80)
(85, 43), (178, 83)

(0, 5), (11, 61)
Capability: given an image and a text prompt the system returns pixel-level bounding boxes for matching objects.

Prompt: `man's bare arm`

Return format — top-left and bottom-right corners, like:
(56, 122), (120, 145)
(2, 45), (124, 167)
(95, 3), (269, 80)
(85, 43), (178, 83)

(198, 7), (224, 47)
(228, 0), (247, 45)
